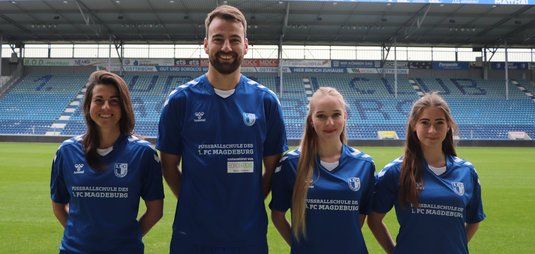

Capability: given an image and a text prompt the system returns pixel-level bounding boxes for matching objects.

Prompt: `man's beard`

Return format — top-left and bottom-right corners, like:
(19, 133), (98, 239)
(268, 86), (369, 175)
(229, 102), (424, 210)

(209, 52), (242, 75)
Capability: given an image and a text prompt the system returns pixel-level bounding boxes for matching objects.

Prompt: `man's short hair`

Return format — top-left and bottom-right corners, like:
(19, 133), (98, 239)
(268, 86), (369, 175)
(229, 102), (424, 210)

(205, 5), (247, 38)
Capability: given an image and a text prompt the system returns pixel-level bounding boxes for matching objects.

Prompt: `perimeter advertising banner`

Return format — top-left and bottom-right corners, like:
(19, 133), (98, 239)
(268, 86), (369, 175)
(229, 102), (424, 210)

(106, 66), (158, 72)
(173, 59), (279, 67)
(289, 67), (347, 73)
(157, 66), (207, 72)
(23, 58), (172, 67)
(241, 67), (284, 73)
(331, 60), (380, 68)
(348, 68), (409, 75)
(383, 61), (409, 68)
(25, 58), (527, 73)
(23, 58), (97, 66)
(243, 59), (279, 67)
(490, 62), (529, 70)
(173, 59), (205, 66)
(123, 58), (173, 66)
(280, 59), (331, 68)
(432, 62), (470, 70)
(409, 61), (433, 69)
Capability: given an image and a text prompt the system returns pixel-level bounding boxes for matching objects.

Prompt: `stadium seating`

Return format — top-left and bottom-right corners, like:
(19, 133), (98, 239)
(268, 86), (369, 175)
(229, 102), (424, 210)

(1, 72), (534, 140)
(0, 73), (89, 134)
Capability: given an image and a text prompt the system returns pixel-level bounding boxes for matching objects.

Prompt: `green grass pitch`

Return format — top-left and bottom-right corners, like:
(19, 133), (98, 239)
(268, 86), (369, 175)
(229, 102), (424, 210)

(0, 142), (534, 253)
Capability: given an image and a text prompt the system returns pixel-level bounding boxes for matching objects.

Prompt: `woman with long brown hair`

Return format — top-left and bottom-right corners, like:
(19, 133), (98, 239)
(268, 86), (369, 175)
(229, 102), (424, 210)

(50, 70), (164, 253)
(270, 87), (375, 253)
(368, 92), (485, 254)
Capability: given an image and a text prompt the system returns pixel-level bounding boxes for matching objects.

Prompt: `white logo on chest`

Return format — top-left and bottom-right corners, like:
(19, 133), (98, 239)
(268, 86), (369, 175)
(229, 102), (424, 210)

(452, 182), (465, 196)
(74, 164), (84, 174)
(114, 163), (128, 178)
(194, 112), (206, 122)
(347, 177), (361, 191)
(242, 113), (256, 126)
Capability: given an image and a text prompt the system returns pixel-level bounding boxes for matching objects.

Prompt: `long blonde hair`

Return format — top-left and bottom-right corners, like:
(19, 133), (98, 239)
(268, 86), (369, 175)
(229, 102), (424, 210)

(400, 92), (458, 207)
(291, 87), (347, 240)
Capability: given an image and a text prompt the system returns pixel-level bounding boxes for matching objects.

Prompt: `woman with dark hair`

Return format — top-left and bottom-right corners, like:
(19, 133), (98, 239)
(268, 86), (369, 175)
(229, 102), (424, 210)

(50, 70), (164, 254)
(368, 92), (485, 254)
(270, 87), (375, 253)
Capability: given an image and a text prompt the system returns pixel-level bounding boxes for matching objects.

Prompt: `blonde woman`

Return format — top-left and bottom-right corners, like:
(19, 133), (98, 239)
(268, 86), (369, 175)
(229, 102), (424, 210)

(270, 87), (375, 253)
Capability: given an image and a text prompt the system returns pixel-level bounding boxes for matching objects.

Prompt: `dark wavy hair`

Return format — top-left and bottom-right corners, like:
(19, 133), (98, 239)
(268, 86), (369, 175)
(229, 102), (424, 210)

(82, 70), (134, 170)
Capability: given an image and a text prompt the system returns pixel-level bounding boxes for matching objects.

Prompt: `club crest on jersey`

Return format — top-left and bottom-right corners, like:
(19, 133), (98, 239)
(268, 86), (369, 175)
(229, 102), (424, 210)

(114, 163), (128, 178)
(193, 112), (206, 122)
(242, 113), (256, 127)
(347, 177), (361, 191)
(74, 164), (84, 174)
(452, 182), (465, 196)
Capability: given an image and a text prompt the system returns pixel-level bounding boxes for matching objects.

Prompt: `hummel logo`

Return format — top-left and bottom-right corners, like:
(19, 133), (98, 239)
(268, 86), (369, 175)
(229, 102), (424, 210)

(194, 112), (206, 122)
(74, 164), (84, 174)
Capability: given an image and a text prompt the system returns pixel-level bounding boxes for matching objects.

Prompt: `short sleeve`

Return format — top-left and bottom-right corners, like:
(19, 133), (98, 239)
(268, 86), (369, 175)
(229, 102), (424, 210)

(371, 165), (399, 214)
(140, 148), (165, 201)
(466, 168), (485, 223)
(359, 161), (376, 215)
(269, 158), (295, 212)
(262, 92), (288, 156)
(50, 148), (69, 204)
(156, 90), (186, 155)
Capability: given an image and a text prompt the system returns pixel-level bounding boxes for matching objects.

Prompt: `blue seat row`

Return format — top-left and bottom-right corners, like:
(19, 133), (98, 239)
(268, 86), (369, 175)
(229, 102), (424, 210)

(1, 72), (533, 140)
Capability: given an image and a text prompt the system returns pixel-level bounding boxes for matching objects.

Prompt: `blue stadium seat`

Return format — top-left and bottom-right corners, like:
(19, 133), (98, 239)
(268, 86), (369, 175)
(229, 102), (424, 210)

(1, 72), (534, 140)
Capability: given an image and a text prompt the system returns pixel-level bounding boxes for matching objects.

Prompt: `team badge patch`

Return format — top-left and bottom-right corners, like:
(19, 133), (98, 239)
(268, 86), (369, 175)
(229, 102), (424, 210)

(452, 182), (464, 196)
(114, 163), (128, 178)
(242, 113), (256, 126)
(348, 177), (361, 191)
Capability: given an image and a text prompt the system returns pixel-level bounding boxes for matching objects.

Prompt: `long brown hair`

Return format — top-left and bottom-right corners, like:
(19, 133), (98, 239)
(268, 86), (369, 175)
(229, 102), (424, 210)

(292, 87), (347, 240)
(205, 5), (247, 38)
(82, 70), (135, 170)
(399, 92), (458, 207)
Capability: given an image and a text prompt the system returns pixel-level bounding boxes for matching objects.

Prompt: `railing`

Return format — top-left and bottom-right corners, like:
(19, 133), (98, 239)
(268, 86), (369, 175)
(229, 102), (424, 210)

(7, 44), (534, 62)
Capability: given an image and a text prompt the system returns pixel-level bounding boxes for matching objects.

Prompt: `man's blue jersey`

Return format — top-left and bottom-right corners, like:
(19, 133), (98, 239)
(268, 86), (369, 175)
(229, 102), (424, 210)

(269, 145), (375, 254)
(372, 155), (486, 254)
(157, 74), (288, 248)
(50, 135), (164, 254)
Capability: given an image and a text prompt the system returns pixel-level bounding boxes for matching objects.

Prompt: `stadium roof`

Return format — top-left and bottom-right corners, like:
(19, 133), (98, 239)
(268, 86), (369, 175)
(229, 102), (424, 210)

(0, 0), (534, 48)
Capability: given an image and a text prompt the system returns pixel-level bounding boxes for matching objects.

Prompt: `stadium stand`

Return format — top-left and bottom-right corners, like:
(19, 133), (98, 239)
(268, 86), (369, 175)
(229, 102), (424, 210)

(1, 71), (534, 140)
(0, 73), (89, 135)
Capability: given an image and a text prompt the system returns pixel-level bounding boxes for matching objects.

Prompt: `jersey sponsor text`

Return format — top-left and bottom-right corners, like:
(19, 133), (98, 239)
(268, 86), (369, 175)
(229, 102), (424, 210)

(198, 143), (254, 156)
(306, 198), (360, 211)
(71, 185), (129, 198)
(411, 202), (464, 218)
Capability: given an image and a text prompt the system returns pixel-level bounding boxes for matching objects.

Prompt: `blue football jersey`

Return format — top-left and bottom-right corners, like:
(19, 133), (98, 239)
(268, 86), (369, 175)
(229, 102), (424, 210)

(50, 135), (164, 254)
(157, 74), (288, 248)
(372, 155), (486, 254)
(270, 145), (375, 254)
